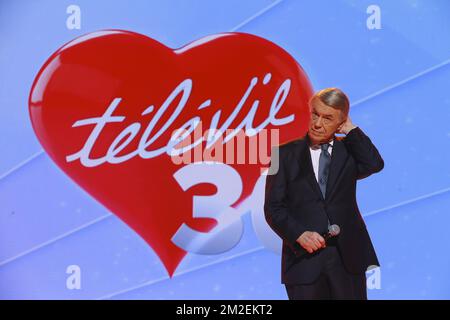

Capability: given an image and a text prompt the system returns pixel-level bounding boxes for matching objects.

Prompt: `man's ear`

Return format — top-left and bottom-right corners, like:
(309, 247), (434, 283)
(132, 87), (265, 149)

(336, 115), (346, 132)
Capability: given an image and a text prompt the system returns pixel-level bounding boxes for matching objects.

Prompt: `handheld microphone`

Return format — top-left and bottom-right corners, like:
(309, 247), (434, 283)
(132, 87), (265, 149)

(323, 224), (340, 241)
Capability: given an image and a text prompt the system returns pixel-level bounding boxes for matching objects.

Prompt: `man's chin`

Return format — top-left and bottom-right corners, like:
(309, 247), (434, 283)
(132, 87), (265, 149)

(309, 130), (333, 144)
(308, 130), (320, 144)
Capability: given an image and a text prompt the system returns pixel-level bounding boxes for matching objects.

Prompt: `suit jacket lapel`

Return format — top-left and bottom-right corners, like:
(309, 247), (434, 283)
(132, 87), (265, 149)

(300, 134), (325, 200)
(325, 137), (348, 200)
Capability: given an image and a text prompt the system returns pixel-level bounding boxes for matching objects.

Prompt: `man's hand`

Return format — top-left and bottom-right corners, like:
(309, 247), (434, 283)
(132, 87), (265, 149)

(337, 115), (357, 135)
(296, 231), (326, 254)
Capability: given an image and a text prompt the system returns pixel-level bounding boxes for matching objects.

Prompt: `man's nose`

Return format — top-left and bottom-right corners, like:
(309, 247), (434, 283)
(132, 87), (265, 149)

(314, 117), (323, 128)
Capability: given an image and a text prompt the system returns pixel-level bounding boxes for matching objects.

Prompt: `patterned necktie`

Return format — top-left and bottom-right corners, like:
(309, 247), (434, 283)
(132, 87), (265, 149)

(318, 142), (331, 199)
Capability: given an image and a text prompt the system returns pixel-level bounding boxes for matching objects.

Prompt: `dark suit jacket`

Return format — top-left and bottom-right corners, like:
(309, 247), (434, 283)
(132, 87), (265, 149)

(264, 127), (384, 284)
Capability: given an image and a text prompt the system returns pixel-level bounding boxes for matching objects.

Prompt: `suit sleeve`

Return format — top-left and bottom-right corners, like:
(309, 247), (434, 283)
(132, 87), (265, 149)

(264, 146), (307, 249)
(343, 126), (384, 180)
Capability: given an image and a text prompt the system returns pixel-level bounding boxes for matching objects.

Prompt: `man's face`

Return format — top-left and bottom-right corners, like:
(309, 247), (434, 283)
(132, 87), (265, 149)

(308, 98), (346, 144)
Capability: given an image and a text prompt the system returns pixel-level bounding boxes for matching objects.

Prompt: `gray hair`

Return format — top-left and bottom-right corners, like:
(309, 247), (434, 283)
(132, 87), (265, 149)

(310, 87), (350, 118)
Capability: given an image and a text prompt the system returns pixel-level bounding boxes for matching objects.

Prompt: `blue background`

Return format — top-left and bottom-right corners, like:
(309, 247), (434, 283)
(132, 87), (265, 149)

(1, 0), (450, 299)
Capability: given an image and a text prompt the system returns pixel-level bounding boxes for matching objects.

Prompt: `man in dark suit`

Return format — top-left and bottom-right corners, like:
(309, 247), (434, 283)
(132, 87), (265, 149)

(264, 88), (384, 300)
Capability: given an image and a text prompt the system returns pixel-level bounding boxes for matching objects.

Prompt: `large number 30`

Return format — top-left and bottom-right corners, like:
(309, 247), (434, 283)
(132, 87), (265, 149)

(171, 162), (281, 255)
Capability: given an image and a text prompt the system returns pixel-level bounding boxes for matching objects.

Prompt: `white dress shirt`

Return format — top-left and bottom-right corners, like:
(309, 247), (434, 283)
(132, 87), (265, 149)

(309, 139), (334, 183)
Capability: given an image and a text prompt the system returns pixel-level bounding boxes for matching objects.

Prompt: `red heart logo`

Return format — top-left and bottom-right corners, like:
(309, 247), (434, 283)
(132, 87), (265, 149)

(29, 30), (312, 276)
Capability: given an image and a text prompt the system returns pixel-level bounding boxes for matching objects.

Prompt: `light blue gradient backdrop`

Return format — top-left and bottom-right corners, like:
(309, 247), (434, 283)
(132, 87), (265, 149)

(1, 0), (449, 299)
